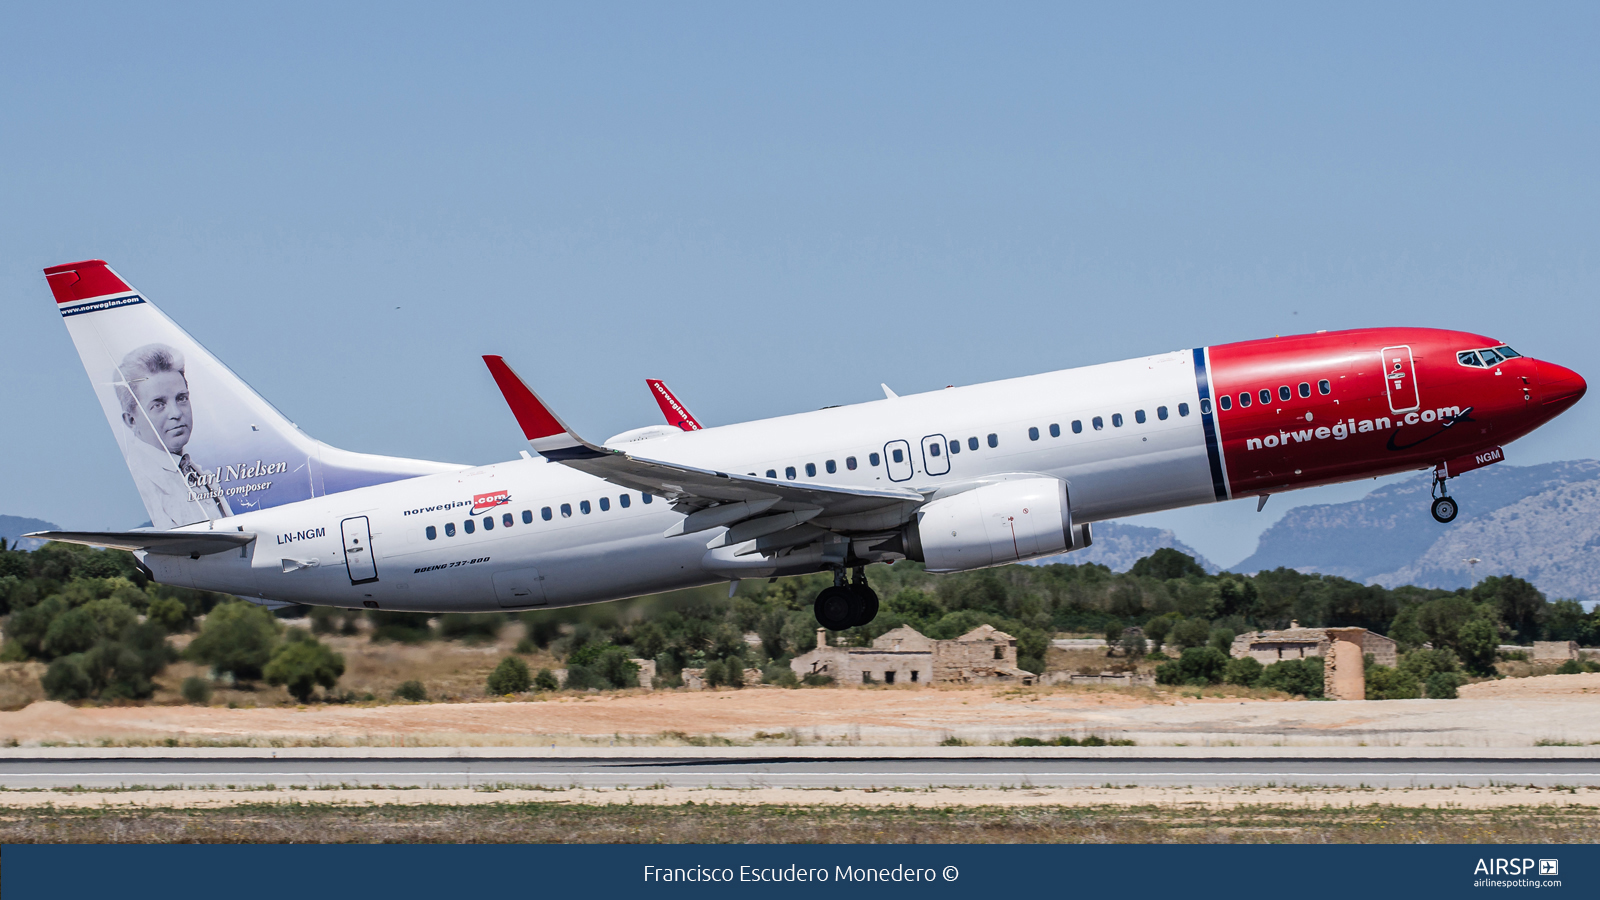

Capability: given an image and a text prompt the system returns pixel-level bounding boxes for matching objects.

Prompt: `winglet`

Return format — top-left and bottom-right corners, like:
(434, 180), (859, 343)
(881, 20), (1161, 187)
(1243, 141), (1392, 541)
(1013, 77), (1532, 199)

(646, 379), (703, 431)
(482, 356), (608, 460)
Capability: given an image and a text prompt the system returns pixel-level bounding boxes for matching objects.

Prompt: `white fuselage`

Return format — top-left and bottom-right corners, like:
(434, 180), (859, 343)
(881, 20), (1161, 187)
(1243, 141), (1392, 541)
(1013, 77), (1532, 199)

(147, 350), (1218, 612)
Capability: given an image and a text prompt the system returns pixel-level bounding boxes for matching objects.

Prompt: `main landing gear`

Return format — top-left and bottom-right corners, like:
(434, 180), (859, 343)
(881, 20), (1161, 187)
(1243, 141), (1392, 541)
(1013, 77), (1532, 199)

(814, 566), (879, 631)
(1430, 472), (1459, 524)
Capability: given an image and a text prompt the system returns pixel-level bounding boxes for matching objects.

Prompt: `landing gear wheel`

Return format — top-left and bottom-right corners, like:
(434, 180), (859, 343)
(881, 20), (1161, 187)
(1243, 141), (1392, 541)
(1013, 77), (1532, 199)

(848, 584), (879, 627)
(1431, 496), (1458, 524)
(814, 586), (855, 630)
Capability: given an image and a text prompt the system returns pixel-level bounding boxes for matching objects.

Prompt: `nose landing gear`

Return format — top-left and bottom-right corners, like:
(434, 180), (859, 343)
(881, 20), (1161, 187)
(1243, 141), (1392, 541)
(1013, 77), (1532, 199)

(1430, 472), (1459, 523)
(813, 566), (879, 630)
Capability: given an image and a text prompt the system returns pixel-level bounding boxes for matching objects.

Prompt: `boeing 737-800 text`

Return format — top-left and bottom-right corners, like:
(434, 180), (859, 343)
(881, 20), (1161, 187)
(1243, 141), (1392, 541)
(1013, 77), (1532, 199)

(32, 260), (1587, 629)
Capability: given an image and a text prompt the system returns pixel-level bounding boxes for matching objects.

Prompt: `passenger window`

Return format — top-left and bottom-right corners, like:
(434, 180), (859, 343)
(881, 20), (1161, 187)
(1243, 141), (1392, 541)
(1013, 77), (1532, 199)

(1238, 392), (1251, 408)
(1157, 406), (1168, 420)
(483, 516), (493, 530)
(599, 497), (610, 511)
(1479, 348), (1504, 365)
(929, 443), (941, 457)
(463, 519), (475, 534)
(425, 525), (437, 540)
(523, 510), (534, 524)
(560, 503), (572, 518)
(870, 453), (881, 466)
(987, 433), (998, 448)
(826, 459), (837, 474)
(766, 469), (777, 479)
(1219, 395), (1231, 411)
(1298, 382), (1311, 398)
(786, 466), (797, 480)
(967, 437), (979, 451)
(805, 462), (817, 477)
(503, 512), (514, 528)
(1458, 351), (1483, 367)
(1049, 423), (1060, 437)
(846, 456), (857, 470)
(1072, 420), (1083, 433)
(1092, 416), (1104, 430)
(1318, 379), (1331, 395)
(580, 500), (591, 514)
(620, 494), (631, 508)
(1112, 413), (1123, 427)
(541, 507), (552, 521)
(1028, 426), (1039, 441)
(1135, 409), (1146, 424)
(444, 522), (456, 537)
(642, 494), (653, 504)
(1179, 402), (1190, 416)
(1279, 385), (1291, 401)
(948, 440), (960, 454)
(891, 449), (904, 463)
(1259, 389), (1271, 405)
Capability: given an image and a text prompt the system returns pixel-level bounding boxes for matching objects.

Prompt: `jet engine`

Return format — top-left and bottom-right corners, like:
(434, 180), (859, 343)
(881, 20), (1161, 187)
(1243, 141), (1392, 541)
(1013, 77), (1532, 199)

(900, 476), (1091, 573)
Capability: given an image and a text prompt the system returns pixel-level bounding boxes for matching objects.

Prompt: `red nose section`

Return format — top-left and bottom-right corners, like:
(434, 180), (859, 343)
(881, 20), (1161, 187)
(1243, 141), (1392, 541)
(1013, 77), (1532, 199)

(1536, 361), (1587, 409)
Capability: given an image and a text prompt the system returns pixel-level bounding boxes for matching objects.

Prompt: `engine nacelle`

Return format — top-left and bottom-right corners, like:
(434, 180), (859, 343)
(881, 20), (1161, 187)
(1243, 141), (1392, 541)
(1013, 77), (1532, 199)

(904, 477), (1089, 573)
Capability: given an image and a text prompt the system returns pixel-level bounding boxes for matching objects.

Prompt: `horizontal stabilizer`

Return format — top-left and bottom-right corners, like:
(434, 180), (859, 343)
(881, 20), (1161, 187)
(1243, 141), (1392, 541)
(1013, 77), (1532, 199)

(28, 530), (256, 557)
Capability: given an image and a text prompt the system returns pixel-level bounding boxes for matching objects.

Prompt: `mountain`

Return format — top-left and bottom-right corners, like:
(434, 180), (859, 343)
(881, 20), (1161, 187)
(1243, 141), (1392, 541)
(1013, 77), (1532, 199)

(1234, 459), (1600, 603)
(0, 516), (61, 551)
(1028, 521), (1221, 573)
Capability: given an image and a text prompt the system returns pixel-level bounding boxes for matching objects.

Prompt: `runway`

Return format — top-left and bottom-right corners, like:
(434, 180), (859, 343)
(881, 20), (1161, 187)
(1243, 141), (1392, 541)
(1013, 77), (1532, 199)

(2, 756), (1597, 790)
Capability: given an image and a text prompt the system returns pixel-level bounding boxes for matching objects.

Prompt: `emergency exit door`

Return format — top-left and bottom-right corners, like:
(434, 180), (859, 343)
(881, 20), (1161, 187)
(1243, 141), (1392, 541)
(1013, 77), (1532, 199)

(1380, 345), (1420, 414)
(340, 516), (379, 585)
(884, 439), (914, 482)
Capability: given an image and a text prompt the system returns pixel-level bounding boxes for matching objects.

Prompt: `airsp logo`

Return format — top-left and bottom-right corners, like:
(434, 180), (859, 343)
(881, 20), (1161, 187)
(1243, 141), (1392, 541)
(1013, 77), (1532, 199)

(1540, 860), (1559, 876)
(1474, 858), (1546, 876)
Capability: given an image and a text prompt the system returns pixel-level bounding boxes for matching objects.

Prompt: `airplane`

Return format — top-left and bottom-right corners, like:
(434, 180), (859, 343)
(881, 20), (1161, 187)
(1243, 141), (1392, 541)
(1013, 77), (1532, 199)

(30, 259), (1587, 630)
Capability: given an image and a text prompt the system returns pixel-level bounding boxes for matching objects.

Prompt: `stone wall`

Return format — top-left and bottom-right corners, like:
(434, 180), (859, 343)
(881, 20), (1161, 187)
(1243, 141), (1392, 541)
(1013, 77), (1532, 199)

(1322, 628), (1367, 701)
(1534, 641), (1580, 661)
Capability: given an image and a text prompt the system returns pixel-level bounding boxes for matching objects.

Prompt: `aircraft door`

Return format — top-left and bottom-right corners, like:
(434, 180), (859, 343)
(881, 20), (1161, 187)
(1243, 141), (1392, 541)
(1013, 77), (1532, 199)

(884, 439), (914, 482)
(921, 434), (950, 476)
(1380, 345), (1420, 414)
(340, 516), (379, 585)
(493, 567), (548, 608)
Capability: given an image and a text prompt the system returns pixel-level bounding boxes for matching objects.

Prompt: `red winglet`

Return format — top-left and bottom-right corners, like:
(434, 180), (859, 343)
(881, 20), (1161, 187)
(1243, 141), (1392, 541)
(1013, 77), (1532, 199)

(43, 260), (132, 304)
(647, 378), (703, 431)
(482, 355), (567, 441)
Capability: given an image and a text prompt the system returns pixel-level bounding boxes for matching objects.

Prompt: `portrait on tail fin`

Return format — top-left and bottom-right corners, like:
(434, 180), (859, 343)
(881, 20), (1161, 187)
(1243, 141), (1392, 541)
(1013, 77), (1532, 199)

(114, 342), (232, 529)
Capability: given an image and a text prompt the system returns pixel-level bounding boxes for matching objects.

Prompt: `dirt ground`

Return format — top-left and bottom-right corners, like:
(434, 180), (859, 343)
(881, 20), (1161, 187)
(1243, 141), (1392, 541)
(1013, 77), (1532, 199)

(2, 673), (1598, 748)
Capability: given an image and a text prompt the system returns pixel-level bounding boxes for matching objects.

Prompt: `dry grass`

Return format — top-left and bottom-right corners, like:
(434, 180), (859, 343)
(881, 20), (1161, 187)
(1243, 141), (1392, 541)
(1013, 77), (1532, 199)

(1, 801), (1595, 844)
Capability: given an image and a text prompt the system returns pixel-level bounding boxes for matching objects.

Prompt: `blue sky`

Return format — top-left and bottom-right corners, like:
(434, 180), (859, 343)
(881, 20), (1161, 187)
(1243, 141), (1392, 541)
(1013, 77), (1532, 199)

(2, 3), (1596, 566)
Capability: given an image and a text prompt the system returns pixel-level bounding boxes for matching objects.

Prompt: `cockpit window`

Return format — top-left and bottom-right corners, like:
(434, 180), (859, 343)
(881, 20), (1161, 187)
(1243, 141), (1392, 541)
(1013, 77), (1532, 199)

(1457, 350), (1483, 367)
(1478, 348), (1504, 366)
(1496, 345), (1521, 359)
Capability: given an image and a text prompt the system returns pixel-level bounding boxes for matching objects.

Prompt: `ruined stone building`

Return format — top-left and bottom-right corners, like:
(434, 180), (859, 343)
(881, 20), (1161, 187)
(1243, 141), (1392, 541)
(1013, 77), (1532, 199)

(1229, 623), (1399, 701)
(789, 624), (1035, 686)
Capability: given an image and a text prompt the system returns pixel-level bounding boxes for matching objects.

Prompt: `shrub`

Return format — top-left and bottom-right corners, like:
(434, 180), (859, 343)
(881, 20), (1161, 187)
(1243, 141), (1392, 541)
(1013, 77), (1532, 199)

(181, 676), (213, 705)
(436, 613), (506, 644)
(1425, 671), (1463, 699)
(533, 669), (559, 692)
(1365, 664), (1421, 700)
(187, 601), (281, 682)
(1258, 657), (1324, 698)
(42, 655), (93, 701)
(564, 664), (606, 690)
(703, 659), (727, 688)
(801, 672), (834, 686)
(762, 663), (799, 687)
(486, 656), (531, 695)
(1156, 646), (1228, 686)
(1170, 617), (1212, 650)
(1118, 629), (1147, 660)
(1207, 627), (1236, 655)
(1102, 619), (1124, 649)
(147, 596), (191, 632)
(520, 613), (564, 649)
(393, 680), (428, 702)
(1224, 655), (1263, 687)
(1143, 615), (1174, 651)
(368, 611), (433, 644)
(264, 630), (346, 702)
(309, 606), (361, 636)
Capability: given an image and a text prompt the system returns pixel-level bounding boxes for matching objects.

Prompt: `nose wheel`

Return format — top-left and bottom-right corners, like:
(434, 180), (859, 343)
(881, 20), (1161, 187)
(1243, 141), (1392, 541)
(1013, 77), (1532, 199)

(1430, 473), (1459, 523)
(813, 567), (879, 630)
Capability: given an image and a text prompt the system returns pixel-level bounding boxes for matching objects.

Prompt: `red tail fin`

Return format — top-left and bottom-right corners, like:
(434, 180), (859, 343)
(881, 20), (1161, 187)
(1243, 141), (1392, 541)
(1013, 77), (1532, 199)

(646, 379), (702, 431)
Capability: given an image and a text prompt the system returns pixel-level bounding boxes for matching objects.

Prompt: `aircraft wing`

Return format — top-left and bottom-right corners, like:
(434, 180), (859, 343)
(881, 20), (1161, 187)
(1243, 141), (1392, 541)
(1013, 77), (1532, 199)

(27, 530), (257, 557)
(483, 356), (922, 530)
(646, 379), (702, 431)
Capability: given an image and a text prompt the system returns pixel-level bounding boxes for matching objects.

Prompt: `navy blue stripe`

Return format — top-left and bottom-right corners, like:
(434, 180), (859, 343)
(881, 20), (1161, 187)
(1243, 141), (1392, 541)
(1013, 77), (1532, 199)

(1192, 347), (1229, 502)
(59, 294), (145, 317)
(540, 445), (609, 461)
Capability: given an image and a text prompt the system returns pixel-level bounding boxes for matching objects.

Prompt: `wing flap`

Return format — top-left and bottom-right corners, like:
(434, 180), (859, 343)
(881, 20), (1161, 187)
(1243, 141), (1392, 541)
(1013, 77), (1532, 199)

(28, 530), (256, 557)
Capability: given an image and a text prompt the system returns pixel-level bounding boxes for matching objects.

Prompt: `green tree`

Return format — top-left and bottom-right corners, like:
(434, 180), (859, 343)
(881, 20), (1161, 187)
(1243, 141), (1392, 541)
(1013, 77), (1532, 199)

(264, 630), (346, 702)
(1207, 627), (1236, 655)
(368, 611), (433, 643)
(42, 654), (93, 701)
(1170, 617), (1212, 650)
(1472, 576), (1545, 644)
(181, 676), (213, 705)
(1364, 664), (1421, 700)
(1156, 647), (1228, 686)
(1456, 615), (1500, 675)
(393, 680), (427, 702)
(1224, 655), (1263, 687)
(1143, 615), (1175, 653)
(146, 596), (192, 632)
(436, 613), (506, 644)
(486, 656), (531, 694)
(1258, 657), (1324, 698)
(533, 669), (559, 691)
(1119, 628), (1148, 660)
(1102, 619), (1125, 650)
(187, 601), (281, 682)
(1129, 548), (1206, 580)
(1425, 671), (1463, 699)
